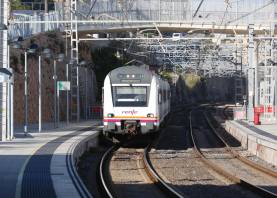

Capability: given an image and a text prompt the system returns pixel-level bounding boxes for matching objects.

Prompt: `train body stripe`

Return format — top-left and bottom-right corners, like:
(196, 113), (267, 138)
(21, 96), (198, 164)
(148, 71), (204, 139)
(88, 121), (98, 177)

(104, 116), (158, 119)
(103, 119), (159, 123)
(140, 120), (159, 123)
(103, 119), (121, 122)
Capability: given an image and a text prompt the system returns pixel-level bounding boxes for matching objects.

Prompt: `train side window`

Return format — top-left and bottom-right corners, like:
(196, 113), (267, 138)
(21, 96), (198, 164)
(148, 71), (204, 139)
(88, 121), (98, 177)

(158, 90), (162, 104)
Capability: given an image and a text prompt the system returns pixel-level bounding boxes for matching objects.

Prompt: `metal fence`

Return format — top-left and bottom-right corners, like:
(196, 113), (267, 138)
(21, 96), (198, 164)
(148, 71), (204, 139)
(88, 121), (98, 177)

(8, 10), (64, 41)
(78, 0), (274, 25)
(16, 2), (56, 11)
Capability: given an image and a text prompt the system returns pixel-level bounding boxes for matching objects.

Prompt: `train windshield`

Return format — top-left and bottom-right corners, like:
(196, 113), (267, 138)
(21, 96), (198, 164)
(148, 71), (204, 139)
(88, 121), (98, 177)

(112, 86), (148, 107)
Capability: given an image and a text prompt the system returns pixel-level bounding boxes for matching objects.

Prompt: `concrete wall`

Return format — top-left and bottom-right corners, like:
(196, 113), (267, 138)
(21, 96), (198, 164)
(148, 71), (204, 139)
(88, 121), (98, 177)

(10, 32), (97, 125)
(205, 77), (235, 102)
(224, 120), (277, 166)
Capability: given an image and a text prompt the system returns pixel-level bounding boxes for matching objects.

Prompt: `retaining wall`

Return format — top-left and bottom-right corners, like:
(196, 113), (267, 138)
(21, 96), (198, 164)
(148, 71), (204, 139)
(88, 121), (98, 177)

(224, 120), (277, 166)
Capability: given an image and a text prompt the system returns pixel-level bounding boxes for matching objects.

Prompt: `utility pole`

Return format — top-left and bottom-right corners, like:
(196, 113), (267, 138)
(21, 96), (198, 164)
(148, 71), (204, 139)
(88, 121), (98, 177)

(247, 24), (255, 122)
(254, 42), (259, 108)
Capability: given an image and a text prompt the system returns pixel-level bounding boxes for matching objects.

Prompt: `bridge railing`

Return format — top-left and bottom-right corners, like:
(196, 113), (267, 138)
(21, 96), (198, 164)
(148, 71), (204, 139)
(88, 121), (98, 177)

(77, 0), (274, 27)
(8, 10), (64, 41)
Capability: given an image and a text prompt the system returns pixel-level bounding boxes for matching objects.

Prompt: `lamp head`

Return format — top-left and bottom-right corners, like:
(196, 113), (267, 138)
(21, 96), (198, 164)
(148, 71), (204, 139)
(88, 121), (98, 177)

(11, 42), (22, 49)
(57, 53), (65, 62)
(0, 24), (8, 30)
(42, 48), (51, 55)
(79, 60), (87, 66)
(69, 59), (75, 64)
(27, 48), (37, 54)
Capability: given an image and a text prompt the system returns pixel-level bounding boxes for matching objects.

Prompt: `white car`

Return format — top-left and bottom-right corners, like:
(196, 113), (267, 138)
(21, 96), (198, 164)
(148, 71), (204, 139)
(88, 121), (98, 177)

(172, 33), (182, 41)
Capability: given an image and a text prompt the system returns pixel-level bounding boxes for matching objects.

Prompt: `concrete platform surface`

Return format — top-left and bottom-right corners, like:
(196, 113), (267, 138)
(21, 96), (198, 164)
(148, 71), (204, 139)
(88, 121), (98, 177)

(238, 120), (277, 142)
(0, 120), (101, 198)
(255, 124), (277, 137)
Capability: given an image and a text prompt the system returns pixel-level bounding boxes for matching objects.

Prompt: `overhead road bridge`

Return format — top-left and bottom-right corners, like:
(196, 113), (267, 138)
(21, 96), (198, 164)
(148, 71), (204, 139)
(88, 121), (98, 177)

(8, 0), (277, 37)
(9, 19), (274, 35)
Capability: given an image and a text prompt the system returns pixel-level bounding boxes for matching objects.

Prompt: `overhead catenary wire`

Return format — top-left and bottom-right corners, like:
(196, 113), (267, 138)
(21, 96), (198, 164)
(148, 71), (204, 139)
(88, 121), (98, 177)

(226, 0), (273, 24)
(193, 0), (205, 18)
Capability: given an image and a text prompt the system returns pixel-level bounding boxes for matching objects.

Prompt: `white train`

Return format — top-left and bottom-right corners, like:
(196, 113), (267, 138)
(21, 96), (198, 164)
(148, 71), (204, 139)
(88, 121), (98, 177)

(103, 65), (171, 135)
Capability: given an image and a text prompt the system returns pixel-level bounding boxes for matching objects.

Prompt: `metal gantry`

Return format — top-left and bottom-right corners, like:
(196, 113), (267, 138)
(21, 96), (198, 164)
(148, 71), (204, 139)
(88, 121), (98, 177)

(128, 35), (247, 77)
(70, 0), (80, 121)
(258, 39), (277, 123)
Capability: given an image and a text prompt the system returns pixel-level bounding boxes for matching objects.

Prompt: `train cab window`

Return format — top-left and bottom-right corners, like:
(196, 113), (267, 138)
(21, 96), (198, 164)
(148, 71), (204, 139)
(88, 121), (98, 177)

(113, 86), (148, 107)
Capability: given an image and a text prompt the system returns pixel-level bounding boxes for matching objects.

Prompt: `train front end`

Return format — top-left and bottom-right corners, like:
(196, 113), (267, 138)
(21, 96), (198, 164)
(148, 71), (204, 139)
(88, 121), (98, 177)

(103, 66), (158, 135)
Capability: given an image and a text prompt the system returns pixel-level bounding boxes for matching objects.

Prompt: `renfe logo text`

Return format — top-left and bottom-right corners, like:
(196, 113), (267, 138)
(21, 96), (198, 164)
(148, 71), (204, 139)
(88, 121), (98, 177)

(122, 110), (138, 115)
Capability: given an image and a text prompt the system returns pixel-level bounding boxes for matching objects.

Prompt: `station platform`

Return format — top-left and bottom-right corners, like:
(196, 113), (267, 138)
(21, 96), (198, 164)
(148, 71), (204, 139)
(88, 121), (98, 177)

(215, 107), (277, 166)
(0, 120), (102, 198)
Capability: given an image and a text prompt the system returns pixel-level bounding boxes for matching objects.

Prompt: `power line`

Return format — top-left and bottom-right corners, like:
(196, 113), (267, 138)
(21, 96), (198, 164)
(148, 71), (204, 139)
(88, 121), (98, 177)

(226, 0), (273, 24)
(193, 0), (205, 18)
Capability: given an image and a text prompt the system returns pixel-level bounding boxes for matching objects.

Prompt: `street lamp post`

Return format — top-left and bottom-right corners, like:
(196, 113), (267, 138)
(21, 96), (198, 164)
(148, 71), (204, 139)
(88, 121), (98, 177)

(38, 48), (51, 132)
(53, 54), (64, 128)
(24, 51), (28, 135)
(38, 55), (42, 132)
(54, 59), (57, 127)
(11, 42), (37, 135)
(66, 63), (69, 125)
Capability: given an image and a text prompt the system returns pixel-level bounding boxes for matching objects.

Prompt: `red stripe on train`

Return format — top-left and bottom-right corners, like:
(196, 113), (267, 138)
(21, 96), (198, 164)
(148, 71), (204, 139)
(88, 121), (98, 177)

(103, 119), (158, 123)
(103, 119), (121, 122)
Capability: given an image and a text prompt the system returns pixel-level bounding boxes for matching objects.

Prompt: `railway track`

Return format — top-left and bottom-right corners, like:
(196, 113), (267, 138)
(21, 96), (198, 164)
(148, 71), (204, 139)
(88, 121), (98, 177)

(98, 137), (184, 198)
(189, 109), (277, 198)
(204, 111), (277, 178)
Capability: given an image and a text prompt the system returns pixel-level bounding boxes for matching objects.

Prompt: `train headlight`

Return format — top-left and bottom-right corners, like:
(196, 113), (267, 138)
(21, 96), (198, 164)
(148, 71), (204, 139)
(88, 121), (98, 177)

(107, 113), (114, 118)
(147, 113), (154, 118)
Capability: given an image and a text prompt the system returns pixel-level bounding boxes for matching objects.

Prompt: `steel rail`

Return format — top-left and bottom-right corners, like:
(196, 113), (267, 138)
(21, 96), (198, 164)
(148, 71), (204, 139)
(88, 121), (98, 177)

(143, 142), (185, 198)
(98, 105), (193, 198)
(98, 144), (120, 198)
(98, 135), (185, 198)
(189, 111), (277, 198)
(204, 110), (277, 178)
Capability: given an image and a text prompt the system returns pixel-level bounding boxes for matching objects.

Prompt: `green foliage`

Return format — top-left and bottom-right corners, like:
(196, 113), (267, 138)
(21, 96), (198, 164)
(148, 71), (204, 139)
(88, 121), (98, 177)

(182, 73), (202, 90)
(11, 0), (31, 10)
(159, 71), (174, 83)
